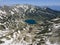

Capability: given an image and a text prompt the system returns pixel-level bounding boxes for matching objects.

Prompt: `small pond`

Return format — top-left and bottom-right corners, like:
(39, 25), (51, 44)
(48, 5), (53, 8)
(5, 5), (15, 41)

(25, 19), (37, 24)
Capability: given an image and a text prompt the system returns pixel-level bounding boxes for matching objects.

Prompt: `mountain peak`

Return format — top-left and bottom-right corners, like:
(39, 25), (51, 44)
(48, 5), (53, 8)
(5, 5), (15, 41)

(0, 4), (60, 21)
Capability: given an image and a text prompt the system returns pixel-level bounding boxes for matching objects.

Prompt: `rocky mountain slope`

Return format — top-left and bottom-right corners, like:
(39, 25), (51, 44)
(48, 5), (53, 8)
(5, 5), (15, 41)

(0, 4), (60, 45)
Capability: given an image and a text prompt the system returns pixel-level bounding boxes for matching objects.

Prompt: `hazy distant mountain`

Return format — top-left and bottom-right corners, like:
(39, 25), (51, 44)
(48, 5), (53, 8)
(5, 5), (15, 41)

(48, 6), (60, 11)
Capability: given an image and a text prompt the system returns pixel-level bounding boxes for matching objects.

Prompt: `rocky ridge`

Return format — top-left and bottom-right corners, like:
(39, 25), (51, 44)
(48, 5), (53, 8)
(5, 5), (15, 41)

(0, 4), (60, 45)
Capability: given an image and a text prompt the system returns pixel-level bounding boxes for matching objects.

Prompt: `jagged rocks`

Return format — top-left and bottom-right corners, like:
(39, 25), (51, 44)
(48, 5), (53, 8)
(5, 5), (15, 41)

(0, 4), (60, 45)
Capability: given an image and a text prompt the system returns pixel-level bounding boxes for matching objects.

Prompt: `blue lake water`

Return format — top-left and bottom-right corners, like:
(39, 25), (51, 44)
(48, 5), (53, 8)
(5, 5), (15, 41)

(25, 19), (36, 24)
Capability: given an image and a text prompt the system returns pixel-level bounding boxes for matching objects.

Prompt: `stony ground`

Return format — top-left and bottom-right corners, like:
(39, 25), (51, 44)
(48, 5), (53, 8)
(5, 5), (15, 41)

(0, 4), (60, 45)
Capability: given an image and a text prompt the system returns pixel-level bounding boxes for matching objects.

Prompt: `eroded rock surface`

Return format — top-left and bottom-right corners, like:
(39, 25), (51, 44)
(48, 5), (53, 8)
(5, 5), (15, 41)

(0, 4), (60, 45)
